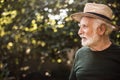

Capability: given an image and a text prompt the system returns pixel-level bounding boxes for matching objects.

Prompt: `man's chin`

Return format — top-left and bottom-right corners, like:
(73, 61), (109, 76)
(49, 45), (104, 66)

(81, 42), (89, 46)
(81, 41), (91, 47)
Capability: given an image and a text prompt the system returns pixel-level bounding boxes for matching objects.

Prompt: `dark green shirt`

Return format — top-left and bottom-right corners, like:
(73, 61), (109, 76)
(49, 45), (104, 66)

(69, 44), (120, 80)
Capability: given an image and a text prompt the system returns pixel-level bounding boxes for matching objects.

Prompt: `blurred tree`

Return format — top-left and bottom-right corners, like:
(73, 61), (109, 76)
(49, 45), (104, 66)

(0, 0), (120, 80)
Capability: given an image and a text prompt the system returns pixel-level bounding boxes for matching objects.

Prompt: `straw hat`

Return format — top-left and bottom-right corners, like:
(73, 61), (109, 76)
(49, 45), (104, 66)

(71, 3), (119, 30)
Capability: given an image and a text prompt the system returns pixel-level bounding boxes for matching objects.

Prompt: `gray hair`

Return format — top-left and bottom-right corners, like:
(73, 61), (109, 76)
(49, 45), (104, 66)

(93, 19), (114, 35)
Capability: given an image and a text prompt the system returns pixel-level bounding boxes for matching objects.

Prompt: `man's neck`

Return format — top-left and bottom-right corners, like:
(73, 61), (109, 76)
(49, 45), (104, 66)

(89, 37), (112, 51)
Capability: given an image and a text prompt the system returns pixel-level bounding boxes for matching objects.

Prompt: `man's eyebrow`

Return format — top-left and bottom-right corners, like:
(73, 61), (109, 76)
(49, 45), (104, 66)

(79, 23), (87, 27)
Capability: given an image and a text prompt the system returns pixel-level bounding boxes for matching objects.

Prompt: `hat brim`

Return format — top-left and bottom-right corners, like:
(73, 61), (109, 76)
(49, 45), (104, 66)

(71, 12), (119, 30)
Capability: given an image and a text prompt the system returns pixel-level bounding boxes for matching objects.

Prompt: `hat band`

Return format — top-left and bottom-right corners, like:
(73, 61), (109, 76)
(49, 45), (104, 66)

(86, 12), (112, 21)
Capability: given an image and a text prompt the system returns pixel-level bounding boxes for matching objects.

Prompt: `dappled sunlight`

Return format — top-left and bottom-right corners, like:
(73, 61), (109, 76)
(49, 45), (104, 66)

(0, 0), (120, 80)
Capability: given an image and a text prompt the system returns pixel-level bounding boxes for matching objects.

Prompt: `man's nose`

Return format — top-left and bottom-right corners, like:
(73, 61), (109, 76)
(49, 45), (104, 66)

(78, 27), (83, 35)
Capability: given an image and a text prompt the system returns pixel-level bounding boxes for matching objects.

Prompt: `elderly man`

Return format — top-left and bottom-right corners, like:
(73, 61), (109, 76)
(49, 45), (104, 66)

(69, 3), (120, 80)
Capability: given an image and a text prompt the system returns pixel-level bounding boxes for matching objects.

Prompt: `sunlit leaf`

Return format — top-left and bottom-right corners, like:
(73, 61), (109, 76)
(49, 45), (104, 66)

(7, 42), (13, 50)
(26, 48), (31, 54)
(52, 27), (58, 32)
(32, 39), (36, 45)
(0, 62), (3, 69)
(57, 58), (62, 63)
(20, 66), (30, 71)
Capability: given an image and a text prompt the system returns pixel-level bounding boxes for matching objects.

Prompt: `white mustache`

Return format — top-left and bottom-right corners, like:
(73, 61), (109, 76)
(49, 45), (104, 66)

(79, 35), (85, 38)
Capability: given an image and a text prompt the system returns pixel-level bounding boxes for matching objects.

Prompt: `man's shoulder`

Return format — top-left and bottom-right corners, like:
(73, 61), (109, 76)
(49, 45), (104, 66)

(77, 46), (90, 52)
(75, 46), (90, 56)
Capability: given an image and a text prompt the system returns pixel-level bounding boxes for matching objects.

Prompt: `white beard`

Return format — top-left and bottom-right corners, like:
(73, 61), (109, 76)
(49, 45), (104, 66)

(81, 32), (100, 47)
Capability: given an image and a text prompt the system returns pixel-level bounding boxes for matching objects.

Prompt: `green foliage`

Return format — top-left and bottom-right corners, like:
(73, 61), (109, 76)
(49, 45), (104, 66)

(0, 0), (120, 80)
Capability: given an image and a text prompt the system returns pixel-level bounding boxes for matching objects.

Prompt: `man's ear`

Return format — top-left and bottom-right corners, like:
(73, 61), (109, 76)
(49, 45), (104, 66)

(97, 24), (106, 35)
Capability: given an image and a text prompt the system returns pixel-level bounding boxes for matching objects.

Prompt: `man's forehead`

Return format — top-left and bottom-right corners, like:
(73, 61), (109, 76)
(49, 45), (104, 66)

(80, 17), (95, 25)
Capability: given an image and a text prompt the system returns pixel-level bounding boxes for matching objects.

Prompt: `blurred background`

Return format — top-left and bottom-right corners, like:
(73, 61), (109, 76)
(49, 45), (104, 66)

(0, 0), (120, 80)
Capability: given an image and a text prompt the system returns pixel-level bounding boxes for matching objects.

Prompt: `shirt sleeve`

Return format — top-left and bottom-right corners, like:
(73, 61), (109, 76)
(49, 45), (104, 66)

(69, 65), (77, 80)
(69, 49), (80, 80)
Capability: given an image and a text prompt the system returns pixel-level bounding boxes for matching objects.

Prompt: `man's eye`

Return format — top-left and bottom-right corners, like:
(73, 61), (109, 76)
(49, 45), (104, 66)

(82, 25), (87, 28)
(78, 23), (86, 28)
(80, 24), (88, 28)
